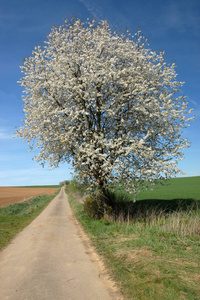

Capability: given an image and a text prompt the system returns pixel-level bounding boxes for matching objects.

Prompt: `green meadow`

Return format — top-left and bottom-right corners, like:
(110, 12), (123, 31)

(68, 176), (200, 300)
(136, 176), (200, 201)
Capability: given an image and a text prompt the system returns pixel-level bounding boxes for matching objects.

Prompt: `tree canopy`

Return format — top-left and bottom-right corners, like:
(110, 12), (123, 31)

(17, 18), (193, 201)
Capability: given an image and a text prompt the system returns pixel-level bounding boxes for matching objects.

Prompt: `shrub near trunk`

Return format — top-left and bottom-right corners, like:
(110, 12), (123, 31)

(83, 194), (105, 219)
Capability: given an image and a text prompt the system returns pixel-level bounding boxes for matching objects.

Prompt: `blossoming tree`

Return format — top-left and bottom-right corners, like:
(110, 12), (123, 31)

(17, 18), (193, 203)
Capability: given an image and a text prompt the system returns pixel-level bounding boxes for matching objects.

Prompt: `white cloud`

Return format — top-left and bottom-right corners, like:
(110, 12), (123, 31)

(79, 0), (104, 20)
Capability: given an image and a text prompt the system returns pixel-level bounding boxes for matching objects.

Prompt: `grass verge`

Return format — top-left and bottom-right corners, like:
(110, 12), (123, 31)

(68, 190), (200, 300)
(0, 189), (60, 251)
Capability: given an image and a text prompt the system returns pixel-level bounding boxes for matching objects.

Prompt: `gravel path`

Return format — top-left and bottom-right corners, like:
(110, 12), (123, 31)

(0, 187), (119, 300)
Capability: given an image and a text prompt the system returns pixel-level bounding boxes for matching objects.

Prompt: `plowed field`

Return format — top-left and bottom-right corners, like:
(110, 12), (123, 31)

(0, 187), (58, 207)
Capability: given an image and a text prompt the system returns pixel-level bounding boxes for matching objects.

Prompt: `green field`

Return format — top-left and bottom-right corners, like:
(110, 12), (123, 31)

(136, 176), (200, 201)
(68, 176), (200, 300)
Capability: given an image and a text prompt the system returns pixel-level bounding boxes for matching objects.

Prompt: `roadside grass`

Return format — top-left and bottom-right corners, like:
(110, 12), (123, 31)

(0, 189), (60, 251)
(67, 177), (200, 300)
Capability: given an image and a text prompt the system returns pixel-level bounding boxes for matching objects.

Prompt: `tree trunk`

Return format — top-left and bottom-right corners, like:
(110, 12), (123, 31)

(99, 181), (111, 206)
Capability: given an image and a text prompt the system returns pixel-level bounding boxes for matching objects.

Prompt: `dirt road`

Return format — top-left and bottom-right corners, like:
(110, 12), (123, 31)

(0, 187), (120, 300)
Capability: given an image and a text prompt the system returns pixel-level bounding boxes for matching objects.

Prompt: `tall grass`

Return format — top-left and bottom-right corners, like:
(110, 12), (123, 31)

(134, 207), (200, 237)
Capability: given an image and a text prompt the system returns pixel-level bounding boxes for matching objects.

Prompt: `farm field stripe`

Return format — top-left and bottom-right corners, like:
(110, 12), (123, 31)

(0, 187), (58, 207)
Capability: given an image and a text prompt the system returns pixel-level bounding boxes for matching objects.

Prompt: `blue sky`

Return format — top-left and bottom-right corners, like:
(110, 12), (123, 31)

(0, 0), (199, 186)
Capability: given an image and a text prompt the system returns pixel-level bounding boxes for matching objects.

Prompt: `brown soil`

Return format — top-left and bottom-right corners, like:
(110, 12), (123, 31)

(0, 187), (58, 207)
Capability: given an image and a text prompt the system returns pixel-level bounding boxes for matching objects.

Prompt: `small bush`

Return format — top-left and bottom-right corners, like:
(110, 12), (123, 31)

(83, 194), (104, 219)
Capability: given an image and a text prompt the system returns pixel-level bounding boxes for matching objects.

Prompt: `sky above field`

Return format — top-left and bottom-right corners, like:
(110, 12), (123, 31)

(0, 0), (200, 186)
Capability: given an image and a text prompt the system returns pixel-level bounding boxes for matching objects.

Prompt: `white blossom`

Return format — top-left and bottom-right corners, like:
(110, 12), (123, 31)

(16, 18), (193, 200)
